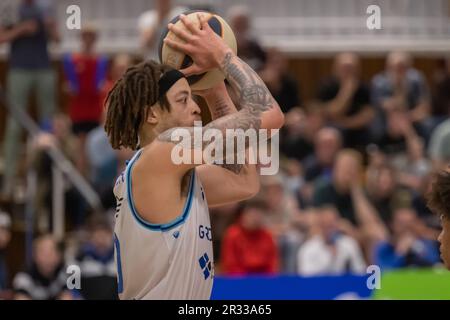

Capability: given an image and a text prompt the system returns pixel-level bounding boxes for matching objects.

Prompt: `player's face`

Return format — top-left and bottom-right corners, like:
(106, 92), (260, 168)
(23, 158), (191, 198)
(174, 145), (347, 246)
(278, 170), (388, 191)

(438, 215), (450, 270)
(165, 78), (202, 127)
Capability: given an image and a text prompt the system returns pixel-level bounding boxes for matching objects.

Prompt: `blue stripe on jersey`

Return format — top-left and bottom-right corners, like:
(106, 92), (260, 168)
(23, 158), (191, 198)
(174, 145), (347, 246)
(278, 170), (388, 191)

(125, 150), (196, 232)
(113, 233), (124, 294)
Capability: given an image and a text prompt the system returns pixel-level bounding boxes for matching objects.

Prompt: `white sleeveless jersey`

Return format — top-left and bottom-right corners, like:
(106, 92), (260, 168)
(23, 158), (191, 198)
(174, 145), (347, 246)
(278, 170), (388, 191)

(113, 150), (214, 300)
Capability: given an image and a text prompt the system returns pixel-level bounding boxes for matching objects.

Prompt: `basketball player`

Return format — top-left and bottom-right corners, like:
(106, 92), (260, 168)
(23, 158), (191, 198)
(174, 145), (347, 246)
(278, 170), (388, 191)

(105, 13), (284, 299)
(427, 170), (450, 270)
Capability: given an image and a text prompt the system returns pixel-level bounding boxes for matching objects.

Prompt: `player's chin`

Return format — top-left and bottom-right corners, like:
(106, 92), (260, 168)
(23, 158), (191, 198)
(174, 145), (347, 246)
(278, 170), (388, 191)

(191, 116), (202, 124)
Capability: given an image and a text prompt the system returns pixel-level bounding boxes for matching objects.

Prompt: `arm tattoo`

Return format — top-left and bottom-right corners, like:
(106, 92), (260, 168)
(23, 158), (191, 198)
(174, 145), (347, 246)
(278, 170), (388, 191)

(157, 51), (274, 170)
(212, 97), (232, 119)
(220, 51), (274, 117)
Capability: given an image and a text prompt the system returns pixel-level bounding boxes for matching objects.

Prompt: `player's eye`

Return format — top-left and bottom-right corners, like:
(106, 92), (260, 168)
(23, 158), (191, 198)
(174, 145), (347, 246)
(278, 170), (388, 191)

(177, 97), (187, 104)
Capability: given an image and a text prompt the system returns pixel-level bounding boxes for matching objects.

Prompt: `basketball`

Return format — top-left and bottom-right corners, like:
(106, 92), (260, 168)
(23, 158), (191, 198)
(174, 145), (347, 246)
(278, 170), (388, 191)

(158, 11), (237, 91)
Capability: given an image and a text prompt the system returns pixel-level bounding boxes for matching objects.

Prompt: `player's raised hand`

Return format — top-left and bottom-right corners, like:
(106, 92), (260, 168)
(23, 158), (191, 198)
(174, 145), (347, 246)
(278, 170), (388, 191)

(164, 13), (230, 76)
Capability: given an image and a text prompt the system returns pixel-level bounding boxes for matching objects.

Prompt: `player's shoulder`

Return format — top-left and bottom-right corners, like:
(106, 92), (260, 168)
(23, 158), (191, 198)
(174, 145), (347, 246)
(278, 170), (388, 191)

(135, 140), (186, 176)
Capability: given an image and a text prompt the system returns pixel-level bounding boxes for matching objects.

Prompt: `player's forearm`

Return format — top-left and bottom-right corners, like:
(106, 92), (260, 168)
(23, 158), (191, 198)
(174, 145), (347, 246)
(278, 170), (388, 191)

(201, 83), (238, 120)
(218, 51), (284, 131)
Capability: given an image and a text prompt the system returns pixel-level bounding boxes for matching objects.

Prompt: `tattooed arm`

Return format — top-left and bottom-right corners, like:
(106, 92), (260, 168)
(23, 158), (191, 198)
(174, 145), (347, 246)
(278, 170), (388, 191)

(160, 13), (284, 150)
(154, 13), (284, 165)
(195, 82), (244, 174)
(193, 81), (260, 206)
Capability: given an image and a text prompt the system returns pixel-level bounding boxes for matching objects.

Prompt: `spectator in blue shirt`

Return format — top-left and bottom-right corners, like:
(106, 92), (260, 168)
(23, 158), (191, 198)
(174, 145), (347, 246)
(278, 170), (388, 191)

(372, 208), (440, 270)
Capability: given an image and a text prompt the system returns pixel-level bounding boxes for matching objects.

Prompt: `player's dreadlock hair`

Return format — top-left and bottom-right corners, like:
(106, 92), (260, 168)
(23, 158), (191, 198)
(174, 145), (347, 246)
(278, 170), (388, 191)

(427, 170), (450, 220)
(104, 60), (173, 150)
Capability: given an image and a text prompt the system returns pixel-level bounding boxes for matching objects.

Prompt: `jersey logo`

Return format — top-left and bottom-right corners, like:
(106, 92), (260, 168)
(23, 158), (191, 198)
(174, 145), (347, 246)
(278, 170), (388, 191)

(115, 196), (124, 219)
(199, 225), (212, 241)
(173, 230), (180, 239)
(115, 172), (125, 187)
(198, 253), (212, 280)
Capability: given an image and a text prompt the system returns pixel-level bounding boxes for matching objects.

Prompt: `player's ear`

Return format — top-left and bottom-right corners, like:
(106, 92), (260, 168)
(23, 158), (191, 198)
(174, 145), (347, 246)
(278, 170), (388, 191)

(145, 105), (159, 125)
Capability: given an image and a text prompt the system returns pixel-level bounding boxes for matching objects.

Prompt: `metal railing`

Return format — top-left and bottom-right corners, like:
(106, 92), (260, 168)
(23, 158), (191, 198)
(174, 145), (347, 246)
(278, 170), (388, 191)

(0, 86), (103, 264)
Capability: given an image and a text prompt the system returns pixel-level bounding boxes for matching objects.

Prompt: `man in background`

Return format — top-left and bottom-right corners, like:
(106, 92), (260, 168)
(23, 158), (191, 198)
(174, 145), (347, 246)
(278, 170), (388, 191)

(0, 0), (60, 200)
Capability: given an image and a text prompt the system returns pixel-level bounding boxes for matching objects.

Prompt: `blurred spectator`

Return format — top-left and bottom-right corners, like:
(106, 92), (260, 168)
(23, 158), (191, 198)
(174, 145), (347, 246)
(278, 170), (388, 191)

(280, 107), (316, 163)
(373, 208), (441, 270)
(13, 234), (72, 300)
(371, 51), (431, 142)
(303, 126), (342, 184)
(365, 163), (412, 224)
(87, 54), (132, 210)
(428, 116), (450, 171)
(137, 0), (187, 60)
(0, 0), (59, 200)
(430, 57), (450, 126)
(312, 149), (364, 225)
(74, 214), (117, 300)
(227, 5), (266, 71)
(259, 48), (301, 113)
(317, 53), (374, 149)
(260, 175), (303, 273)
(376, 110), (431, 192)
(297, 206), (366, 276)
(221, 200), (279, 275)
(62, 23), (108, 177)
(0, 211), (11, 294)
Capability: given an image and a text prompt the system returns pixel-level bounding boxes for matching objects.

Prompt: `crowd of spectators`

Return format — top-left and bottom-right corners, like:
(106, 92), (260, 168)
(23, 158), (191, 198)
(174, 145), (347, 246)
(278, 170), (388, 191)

(0, 0), (448, 299)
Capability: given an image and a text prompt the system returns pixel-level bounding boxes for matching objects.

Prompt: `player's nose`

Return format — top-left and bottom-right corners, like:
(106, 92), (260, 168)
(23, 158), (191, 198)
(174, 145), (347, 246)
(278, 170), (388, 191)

(191, 101), (201, 116)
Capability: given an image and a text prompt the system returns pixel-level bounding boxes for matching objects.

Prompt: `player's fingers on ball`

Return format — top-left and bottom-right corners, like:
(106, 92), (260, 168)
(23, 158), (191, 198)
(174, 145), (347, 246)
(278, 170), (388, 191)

(164, 38), (191, 53)
(180, 65), (201, 77)
(180, 14), (199, 35)
(197, 13), (209, 31)
(168, 23), (193, 42)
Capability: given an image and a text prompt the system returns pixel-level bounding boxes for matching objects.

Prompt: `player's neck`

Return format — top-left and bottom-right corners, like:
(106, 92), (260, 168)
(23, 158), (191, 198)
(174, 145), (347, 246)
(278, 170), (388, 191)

(139, 127), (158, 148)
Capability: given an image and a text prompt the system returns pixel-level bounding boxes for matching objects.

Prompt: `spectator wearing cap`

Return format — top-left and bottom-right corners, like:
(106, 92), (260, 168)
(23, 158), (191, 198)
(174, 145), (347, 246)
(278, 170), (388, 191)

(0, 211), (12, 293)
(0, 0), (60, 200)
(13, 234), (71, 300)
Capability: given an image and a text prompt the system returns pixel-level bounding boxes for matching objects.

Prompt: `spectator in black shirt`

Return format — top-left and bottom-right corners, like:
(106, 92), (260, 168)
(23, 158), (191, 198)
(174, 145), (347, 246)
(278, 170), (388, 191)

(317, 53), (374, 150)
(312, 149), (364, 225)
(259, 48), (301, 113)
